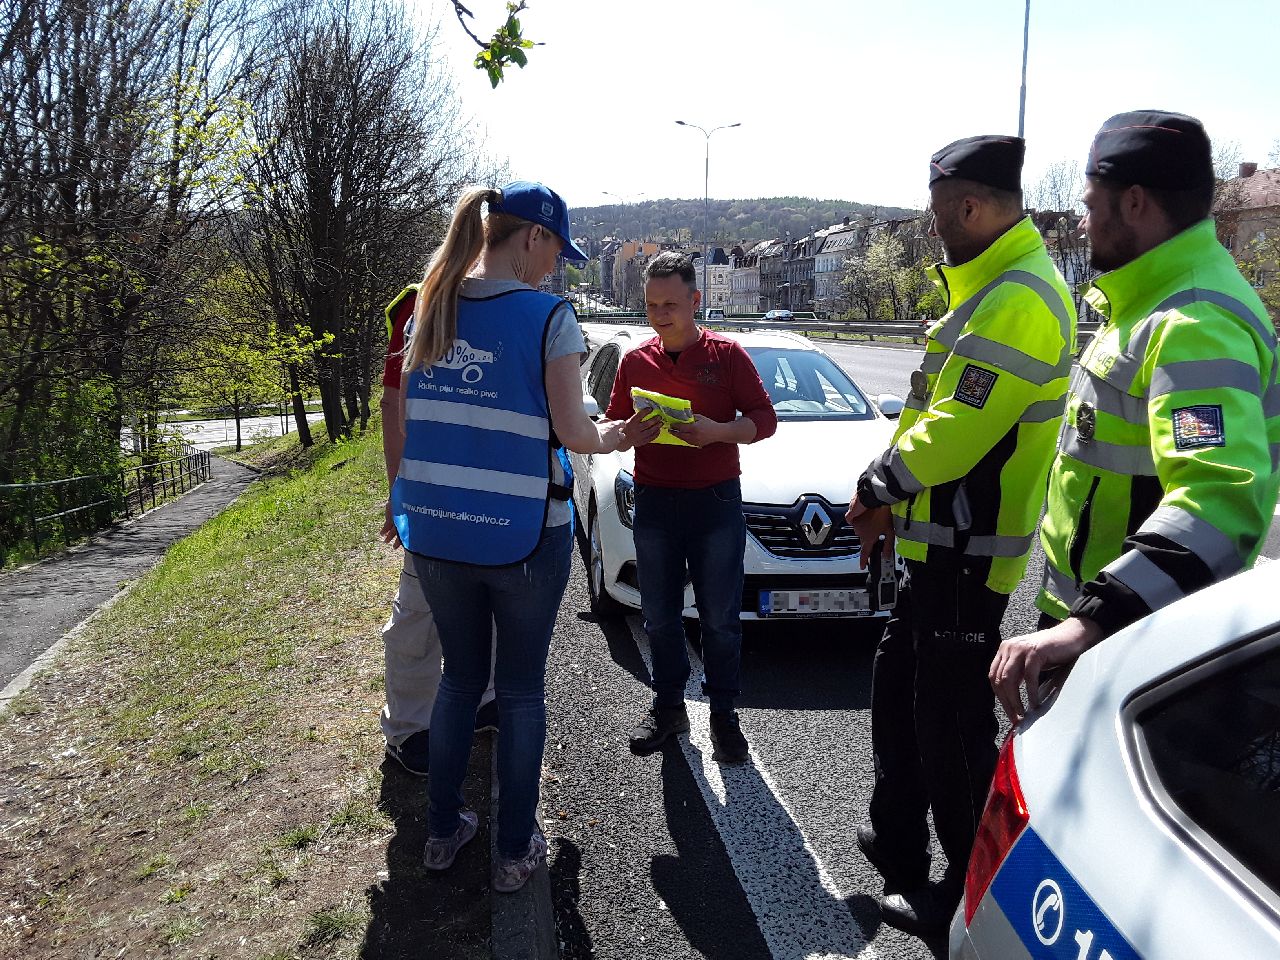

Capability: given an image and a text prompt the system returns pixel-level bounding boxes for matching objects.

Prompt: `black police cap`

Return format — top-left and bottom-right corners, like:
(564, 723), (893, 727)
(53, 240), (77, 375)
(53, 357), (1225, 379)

(929, 135), (1025, 192)
(1085, 110), (1213, 190)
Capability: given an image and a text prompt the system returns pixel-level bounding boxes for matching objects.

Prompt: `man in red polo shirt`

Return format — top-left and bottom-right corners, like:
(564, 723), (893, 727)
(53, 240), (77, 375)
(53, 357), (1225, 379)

(608, 252), (777, 762)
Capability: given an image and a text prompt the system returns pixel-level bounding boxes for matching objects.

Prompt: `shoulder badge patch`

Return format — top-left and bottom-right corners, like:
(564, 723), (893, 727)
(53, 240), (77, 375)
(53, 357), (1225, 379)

(1172, 405), (1226, 450)
(954, 364), (998, 409)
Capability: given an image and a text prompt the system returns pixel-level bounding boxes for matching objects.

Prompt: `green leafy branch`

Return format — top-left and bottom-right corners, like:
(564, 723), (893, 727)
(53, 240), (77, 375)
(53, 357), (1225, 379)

(451, 1), (540, 88)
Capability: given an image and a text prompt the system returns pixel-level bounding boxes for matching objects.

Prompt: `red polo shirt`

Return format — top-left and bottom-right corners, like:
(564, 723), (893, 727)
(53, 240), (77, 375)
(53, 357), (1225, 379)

(606, 328), (777, 489)
(381, 293), (415, 390)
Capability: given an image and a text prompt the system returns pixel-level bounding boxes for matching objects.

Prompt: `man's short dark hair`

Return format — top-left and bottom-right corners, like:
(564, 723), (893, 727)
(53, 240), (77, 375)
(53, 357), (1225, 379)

(1094, 178), (1214, 234)
(932, 177), (1023, 217)
(643, 251), (697, 290)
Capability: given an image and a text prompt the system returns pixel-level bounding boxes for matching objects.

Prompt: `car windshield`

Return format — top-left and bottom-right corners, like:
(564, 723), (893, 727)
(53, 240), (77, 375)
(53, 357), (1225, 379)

(746, 347), (874, 421)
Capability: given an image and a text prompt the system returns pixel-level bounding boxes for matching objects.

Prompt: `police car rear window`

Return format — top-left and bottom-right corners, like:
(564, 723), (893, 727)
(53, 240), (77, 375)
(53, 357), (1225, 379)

(1138, 642), (1280, 897)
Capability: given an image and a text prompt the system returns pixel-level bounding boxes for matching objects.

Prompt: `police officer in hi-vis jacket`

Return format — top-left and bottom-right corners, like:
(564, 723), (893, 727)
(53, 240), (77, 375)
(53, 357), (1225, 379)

(992, 111), (1280, 722)
(846, 135), (1075, 939)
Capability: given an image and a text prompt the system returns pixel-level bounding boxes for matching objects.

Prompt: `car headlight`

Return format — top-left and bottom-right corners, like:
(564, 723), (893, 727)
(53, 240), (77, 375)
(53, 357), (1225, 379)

(614, 470), (635, 528)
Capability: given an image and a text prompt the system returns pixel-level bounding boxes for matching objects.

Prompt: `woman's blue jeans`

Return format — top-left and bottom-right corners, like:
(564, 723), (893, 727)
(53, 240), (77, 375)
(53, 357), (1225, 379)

(632, 478), (746, 714)
(411, 523), (571, 859)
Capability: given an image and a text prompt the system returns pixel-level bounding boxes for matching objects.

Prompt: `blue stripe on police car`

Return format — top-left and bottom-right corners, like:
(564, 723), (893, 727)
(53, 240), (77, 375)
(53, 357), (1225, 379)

(990, 828), (1140, 959)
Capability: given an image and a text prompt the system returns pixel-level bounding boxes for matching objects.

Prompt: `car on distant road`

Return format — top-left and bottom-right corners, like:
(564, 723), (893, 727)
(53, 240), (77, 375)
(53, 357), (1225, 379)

(762, 309), (794, 322)
(572, 323), (905, 623)
(952, 561), (1280, 959)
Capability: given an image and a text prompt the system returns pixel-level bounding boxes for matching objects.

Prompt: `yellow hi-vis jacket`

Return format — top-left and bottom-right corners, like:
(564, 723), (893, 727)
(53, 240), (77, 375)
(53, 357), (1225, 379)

(1038, 219), (1280, 633)
(856, 216), (1075, 594)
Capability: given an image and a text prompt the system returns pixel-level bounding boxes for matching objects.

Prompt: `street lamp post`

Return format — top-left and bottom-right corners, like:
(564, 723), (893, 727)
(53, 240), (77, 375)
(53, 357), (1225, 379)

(675, 120), (740, 317)
(1018, 0), (1031, 138)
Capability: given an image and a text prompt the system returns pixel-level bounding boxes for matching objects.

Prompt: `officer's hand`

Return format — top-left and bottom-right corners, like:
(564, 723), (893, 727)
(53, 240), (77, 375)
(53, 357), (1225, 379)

(845, 502), (894, 569)
(379, 500), (402, 548)
(622, 409), (663, 449)
(668, 414), (720, 448)
(989, 617), (1102, 724)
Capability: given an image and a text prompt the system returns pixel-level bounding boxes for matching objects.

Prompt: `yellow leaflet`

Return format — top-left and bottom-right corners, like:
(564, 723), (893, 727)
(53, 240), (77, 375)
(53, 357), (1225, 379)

(630, 387), (695, 447)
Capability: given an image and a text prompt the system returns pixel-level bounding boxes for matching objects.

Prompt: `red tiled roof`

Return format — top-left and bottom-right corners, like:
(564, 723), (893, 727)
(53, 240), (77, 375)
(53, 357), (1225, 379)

(1221, 167), (1280, 210)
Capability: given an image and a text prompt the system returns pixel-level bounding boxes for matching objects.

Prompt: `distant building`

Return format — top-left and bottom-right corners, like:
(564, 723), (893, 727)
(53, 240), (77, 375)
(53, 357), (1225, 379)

(729, 242), (764, 313)
(693, 247), (731, 313)
(758, 238), (785, 310)
(1217, 162), (1280, 310)
(815, 219), (862, 317)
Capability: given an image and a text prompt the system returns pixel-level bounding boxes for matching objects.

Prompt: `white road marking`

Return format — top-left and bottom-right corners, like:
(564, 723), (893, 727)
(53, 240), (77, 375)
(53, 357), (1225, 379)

(628, 617), (875, 960)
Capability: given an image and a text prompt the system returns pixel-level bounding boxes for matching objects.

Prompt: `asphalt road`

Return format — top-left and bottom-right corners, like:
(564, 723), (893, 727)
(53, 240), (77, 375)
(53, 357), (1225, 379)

(543, 336), (1280, 959)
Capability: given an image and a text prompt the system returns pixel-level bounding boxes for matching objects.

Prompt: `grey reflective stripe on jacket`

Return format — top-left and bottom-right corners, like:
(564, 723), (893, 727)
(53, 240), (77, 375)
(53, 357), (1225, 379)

(892, 516), (1034, 557)
(1088, 287), (1277, 394)
(951, 333), (1071, 386)
(1042, 561), (1083, 610)
(1149, 358), (1263, 400)
(1102, 549), (1184, 611)
(1136, 504), (1245, 578)
(1059, 425), (1157, 475)
(1071, 368), (1147, 425)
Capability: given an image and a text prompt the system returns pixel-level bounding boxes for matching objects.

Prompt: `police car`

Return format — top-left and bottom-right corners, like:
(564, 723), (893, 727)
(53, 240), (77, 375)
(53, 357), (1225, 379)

(573, 323), (905, 622)
(952, 561), (1280, 959)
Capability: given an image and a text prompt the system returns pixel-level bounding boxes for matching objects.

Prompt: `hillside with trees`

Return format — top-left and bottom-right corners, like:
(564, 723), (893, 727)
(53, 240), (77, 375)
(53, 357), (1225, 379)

(573, 197), (920, 244)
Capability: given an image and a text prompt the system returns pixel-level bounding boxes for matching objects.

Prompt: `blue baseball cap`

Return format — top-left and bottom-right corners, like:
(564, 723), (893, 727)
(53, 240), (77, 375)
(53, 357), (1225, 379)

(491, 180), (589, 262)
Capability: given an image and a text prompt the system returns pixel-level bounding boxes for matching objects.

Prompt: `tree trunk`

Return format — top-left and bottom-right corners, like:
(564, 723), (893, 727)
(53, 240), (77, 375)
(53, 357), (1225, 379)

(288, 364), (313, 447)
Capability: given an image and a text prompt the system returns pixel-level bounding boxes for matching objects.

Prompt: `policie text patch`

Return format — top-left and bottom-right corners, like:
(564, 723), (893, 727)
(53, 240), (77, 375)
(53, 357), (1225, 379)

(1172, 404), (1226, 449)
(954, 364), (998, 409)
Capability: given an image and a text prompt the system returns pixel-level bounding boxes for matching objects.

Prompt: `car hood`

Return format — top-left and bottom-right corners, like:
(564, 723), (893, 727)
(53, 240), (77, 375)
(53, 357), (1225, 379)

(614, 417), (896, 507)
(739, 418), (895, 505)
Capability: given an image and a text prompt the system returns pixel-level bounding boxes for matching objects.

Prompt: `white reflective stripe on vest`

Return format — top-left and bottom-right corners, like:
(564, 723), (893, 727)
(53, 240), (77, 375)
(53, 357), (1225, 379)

(1102, 549), (1184, 611)
(406, 396), (549, 440)
(398, 457), (545, 499)
(1137, 504), (1244, 576)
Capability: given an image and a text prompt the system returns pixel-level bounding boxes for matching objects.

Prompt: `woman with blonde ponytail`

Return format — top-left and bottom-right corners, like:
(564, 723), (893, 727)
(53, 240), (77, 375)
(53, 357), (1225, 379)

(389, 181), (646, 893)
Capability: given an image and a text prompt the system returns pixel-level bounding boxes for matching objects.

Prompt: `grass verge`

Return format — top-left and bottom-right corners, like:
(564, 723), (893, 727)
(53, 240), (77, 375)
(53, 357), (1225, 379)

(0, 424), (492, 959)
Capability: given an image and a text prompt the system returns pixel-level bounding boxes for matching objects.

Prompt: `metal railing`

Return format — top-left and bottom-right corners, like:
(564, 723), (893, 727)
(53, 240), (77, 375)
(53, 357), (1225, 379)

(579, 312), (1100, 350)
(0, 445), (211, 563)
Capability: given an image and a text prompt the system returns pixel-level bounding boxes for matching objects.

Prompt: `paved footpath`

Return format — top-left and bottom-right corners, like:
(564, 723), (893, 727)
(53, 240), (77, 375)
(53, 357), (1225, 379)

(0, 456), (258, 693)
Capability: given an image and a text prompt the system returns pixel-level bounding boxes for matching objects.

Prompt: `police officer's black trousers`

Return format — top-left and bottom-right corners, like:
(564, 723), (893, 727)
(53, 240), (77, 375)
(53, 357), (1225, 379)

(867, 556), (1010, 892)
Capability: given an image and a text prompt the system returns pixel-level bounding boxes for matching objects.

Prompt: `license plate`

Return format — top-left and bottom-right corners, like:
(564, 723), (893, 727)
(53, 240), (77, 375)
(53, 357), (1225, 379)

(758, 589), (872, 617)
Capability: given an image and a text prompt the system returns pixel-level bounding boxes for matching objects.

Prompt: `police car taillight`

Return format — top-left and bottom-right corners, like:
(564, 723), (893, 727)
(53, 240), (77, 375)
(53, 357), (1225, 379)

(964, 735), (1029, 925)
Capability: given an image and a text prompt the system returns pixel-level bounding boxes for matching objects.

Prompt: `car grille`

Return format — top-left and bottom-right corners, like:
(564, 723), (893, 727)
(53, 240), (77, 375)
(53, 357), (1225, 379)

(743, 500), (861, 559)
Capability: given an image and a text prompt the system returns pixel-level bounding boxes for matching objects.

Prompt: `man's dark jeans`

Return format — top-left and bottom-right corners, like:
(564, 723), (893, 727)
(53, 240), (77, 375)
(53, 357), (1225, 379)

(633, 478), (745, 714)
(867, 556), (1010, 890)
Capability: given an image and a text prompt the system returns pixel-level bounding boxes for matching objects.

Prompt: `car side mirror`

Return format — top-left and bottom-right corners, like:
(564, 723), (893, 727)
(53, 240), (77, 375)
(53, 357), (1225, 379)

(582, 394), (600, 418)
(876, 393), (905, 419)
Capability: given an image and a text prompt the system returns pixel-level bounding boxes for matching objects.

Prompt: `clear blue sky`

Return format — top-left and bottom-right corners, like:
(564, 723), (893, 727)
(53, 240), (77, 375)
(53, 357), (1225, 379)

(427, 0), (1279, 211)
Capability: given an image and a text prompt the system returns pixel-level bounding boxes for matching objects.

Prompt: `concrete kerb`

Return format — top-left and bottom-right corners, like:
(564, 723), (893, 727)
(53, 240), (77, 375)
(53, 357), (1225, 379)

(491, 749), (559, 959)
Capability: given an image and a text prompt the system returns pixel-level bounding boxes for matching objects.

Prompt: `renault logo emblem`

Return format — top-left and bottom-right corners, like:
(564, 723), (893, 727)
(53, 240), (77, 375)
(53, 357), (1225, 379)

(800, 502), (832, 546)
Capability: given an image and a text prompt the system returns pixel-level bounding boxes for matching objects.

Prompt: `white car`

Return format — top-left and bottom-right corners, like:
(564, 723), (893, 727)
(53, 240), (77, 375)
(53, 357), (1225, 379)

(571, 323), (905, 622)
(952, 561), (1280, 959)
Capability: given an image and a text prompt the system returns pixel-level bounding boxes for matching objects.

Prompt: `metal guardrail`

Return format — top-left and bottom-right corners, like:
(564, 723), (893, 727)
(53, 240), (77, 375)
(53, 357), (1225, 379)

(579, 313), (1100, 350)
(0, 444), (212, 562)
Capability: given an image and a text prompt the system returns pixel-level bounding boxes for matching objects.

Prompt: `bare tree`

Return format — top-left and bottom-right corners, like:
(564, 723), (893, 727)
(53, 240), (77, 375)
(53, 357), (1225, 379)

(239, 0), (484, 442)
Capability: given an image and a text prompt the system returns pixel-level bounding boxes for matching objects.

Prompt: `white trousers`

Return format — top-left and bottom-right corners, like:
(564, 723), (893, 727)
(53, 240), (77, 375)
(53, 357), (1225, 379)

(380, 551), (495, 746)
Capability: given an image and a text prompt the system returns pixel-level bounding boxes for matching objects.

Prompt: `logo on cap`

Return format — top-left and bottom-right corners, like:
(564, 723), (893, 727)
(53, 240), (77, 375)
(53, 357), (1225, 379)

(540, 201), (554, 220)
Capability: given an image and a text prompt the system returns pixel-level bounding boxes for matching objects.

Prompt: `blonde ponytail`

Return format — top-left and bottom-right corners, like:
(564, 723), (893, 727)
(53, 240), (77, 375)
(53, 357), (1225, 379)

(404, 187), (496, 376)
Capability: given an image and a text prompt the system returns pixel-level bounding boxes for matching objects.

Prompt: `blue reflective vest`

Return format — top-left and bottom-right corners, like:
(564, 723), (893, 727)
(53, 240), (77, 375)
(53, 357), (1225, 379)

(392, 289), (569, 565)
